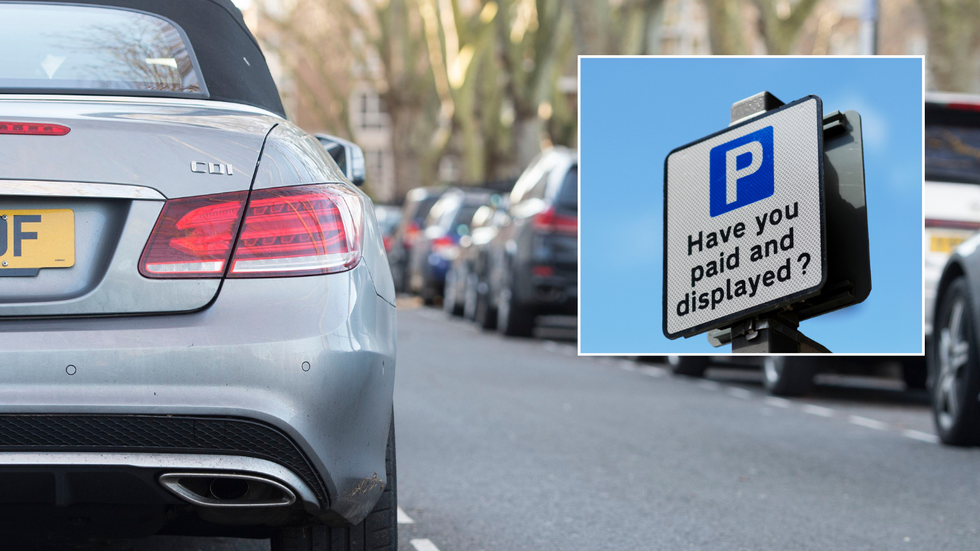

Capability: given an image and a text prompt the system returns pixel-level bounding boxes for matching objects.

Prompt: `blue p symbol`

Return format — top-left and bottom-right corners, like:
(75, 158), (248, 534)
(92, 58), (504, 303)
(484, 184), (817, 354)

(709, 126), (774, 217)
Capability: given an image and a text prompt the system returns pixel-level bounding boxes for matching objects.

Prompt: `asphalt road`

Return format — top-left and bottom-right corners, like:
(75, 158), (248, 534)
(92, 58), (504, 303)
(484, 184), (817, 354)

(395, 306), (979, 551)
(47, 305), (979, 550)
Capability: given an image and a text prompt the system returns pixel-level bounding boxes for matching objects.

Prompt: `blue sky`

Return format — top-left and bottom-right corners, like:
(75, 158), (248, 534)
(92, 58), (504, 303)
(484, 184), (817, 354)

(579, 57), (923, 354)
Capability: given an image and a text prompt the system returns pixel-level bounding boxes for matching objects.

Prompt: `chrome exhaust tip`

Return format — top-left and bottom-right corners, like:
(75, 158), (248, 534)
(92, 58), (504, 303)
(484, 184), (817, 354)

(159, 472), (296, 507)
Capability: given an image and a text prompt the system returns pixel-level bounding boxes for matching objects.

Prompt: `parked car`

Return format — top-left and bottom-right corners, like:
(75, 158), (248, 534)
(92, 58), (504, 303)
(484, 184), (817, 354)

(408, 188), (491, 303)
(926, 93), (980, 361)
(486, 147), (578, 336)
(375, 204), (403, 254)
(443, 200), (504, 318)
(388, 187), (446, 292)
(666, 356), (926, 397)
(0, 1), (396, 548)
(926, 93), (980, 445)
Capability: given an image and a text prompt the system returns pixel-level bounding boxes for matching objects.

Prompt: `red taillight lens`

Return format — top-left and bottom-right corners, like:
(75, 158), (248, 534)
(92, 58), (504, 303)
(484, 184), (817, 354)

(531, 265), (555, 277)
(228, 184), (362, 277)
(139, 191), (248, 278)
(431, 235), (455, 251)
(0, 121), (70, 136)
(533, 206), (578, 235)
(925, 218), (980, 230)
(383, 235), (393, 252)
(947, 103), (980, 112)
(404, 222), (421, 249)
(140, 184), (363, 279)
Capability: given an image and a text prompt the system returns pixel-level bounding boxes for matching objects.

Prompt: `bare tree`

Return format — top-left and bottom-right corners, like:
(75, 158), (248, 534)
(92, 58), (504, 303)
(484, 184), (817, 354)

(919, 0), (980, 93)
(704, 0), (747, 54)
(256, 0), (441, 200)
(751, 0), (823, 54)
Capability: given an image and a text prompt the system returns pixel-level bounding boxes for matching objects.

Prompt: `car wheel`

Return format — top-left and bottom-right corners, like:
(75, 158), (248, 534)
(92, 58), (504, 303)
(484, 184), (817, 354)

(443, 270), (463, 316)
(762, 357), (815, 396)
(901, 357), (928, 390)
(272, 417), (397, 551)
(474, 285), (497, 330)
(463, 274), (479, 321)
(932, 277), (980, 446)
(497, 285), (534, 337)
(667, 356), (709, 377)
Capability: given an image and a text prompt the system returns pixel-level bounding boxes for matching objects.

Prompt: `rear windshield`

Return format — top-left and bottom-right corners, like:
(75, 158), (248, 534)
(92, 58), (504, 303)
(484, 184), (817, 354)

(451, 205), (480, 234)
(0, 4), (205, 96)
(556, 166), (578, 210)
(926, 106), (980, 185)
(411, 197), (441, 225)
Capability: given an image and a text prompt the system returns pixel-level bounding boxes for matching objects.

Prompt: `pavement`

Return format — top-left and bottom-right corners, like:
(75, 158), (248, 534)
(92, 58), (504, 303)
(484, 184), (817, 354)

(45, 304), (980, 550)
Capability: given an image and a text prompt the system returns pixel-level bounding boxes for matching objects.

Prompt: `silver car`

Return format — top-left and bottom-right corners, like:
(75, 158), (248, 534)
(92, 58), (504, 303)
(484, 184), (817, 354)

(0, 1), (397, 549)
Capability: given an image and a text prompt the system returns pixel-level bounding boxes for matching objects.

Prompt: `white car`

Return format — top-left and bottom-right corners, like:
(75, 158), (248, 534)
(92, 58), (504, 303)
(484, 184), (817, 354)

(924, 93), (980, 342)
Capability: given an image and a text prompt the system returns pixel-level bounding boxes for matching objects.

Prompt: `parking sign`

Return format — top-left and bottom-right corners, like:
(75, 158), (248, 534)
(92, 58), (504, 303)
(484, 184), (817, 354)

(663, 96), (826, 339)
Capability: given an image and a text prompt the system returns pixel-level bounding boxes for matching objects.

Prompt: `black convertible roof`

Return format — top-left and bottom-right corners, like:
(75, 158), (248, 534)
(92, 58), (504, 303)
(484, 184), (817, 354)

(20, 0), (286, 117)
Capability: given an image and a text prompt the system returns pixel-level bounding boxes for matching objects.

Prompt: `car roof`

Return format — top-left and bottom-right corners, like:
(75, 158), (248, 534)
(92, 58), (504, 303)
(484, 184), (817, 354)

(18, 0), (285, 117)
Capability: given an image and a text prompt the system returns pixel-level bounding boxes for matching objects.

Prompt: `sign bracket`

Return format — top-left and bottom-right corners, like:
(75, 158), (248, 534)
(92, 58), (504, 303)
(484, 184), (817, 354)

(727, 92), (830, 354)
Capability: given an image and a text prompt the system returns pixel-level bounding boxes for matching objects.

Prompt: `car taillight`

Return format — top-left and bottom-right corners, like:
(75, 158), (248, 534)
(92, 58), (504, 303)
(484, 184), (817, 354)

(947, 103), (980, 112)
(228, 184), (362, 277)
(404, 222), (421, 249)
(533, 206), (577, 235)
(531, 265), (555, 277)
(0, 121), (70, 136)
(383, 235), (394, 252)
(139, 191), (248, 278)
(431, 235), (455, 252)
(140, 184), (363, 279)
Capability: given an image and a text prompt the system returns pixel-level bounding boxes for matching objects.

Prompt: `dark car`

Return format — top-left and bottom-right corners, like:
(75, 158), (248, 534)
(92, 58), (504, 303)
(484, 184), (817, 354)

(408, 188), (491, 303)
(666, 355), (926, 397)
(375, 204), (403, 254)
(389, 187), (446, 292)
(443, 201), (504, 318)
(486, 148), (578, 336)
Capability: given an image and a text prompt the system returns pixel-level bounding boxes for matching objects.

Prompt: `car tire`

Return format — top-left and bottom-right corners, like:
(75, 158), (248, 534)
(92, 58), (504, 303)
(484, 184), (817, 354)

(931, 277), (980, 446)
(667, 356), (709, 377)
(271, 417), (397, 551)
(496, 285), (534, 337)
(762, 357), (815, 396)
(443, 270), (463, 316)
(901, 357), (928, 390)
(474, 286), (497, 330)
(462, 274), (479, 320)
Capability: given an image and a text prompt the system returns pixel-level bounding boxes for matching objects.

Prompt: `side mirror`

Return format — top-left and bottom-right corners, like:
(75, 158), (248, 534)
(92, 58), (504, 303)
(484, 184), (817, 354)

(315, 134), (366, 186)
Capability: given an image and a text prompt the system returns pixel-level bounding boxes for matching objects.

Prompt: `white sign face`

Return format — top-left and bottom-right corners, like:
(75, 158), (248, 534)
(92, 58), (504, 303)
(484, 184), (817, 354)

(663, 96), (826, 339)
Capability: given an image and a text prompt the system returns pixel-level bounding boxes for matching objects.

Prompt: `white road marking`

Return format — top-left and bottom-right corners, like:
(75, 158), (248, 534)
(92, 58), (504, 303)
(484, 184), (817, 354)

(637, 366), (668, 378)
(411, 538), (441, 551)
(801, 404), (835, 418)
(697, 380), (722, 391)
(848, 415), (890, 431)
(763, 396), (791, 408)
(903, 429), (940, 444)
(726, 387), (754, 400)
(617, 360), (637, 371)
(397, 507), (415, 524)
(415, 309), (445, 321)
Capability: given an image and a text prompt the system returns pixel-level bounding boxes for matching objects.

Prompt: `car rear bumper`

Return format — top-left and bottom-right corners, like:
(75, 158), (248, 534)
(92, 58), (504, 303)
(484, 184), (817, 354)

(528, 272), (578, 313)
(0, 263), (396, 527)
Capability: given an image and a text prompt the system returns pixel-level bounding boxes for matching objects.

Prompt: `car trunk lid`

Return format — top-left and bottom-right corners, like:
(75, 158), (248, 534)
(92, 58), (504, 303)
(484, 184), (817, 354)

(0, 96), (279, 317)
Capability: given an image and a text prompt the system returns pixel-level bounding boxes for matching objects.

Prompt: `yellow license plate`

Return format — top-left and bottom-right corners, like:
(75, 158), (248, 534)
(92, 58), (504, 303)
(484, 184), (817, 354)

(930, 235), (967, 254)
(0, 209), (74, 269)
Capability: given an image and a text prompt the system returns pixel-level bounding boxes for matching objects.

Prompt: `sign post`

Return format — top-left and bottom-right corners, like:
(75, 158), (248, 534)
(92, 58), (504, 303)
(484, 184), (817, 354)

(662, 92), (870, 353)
